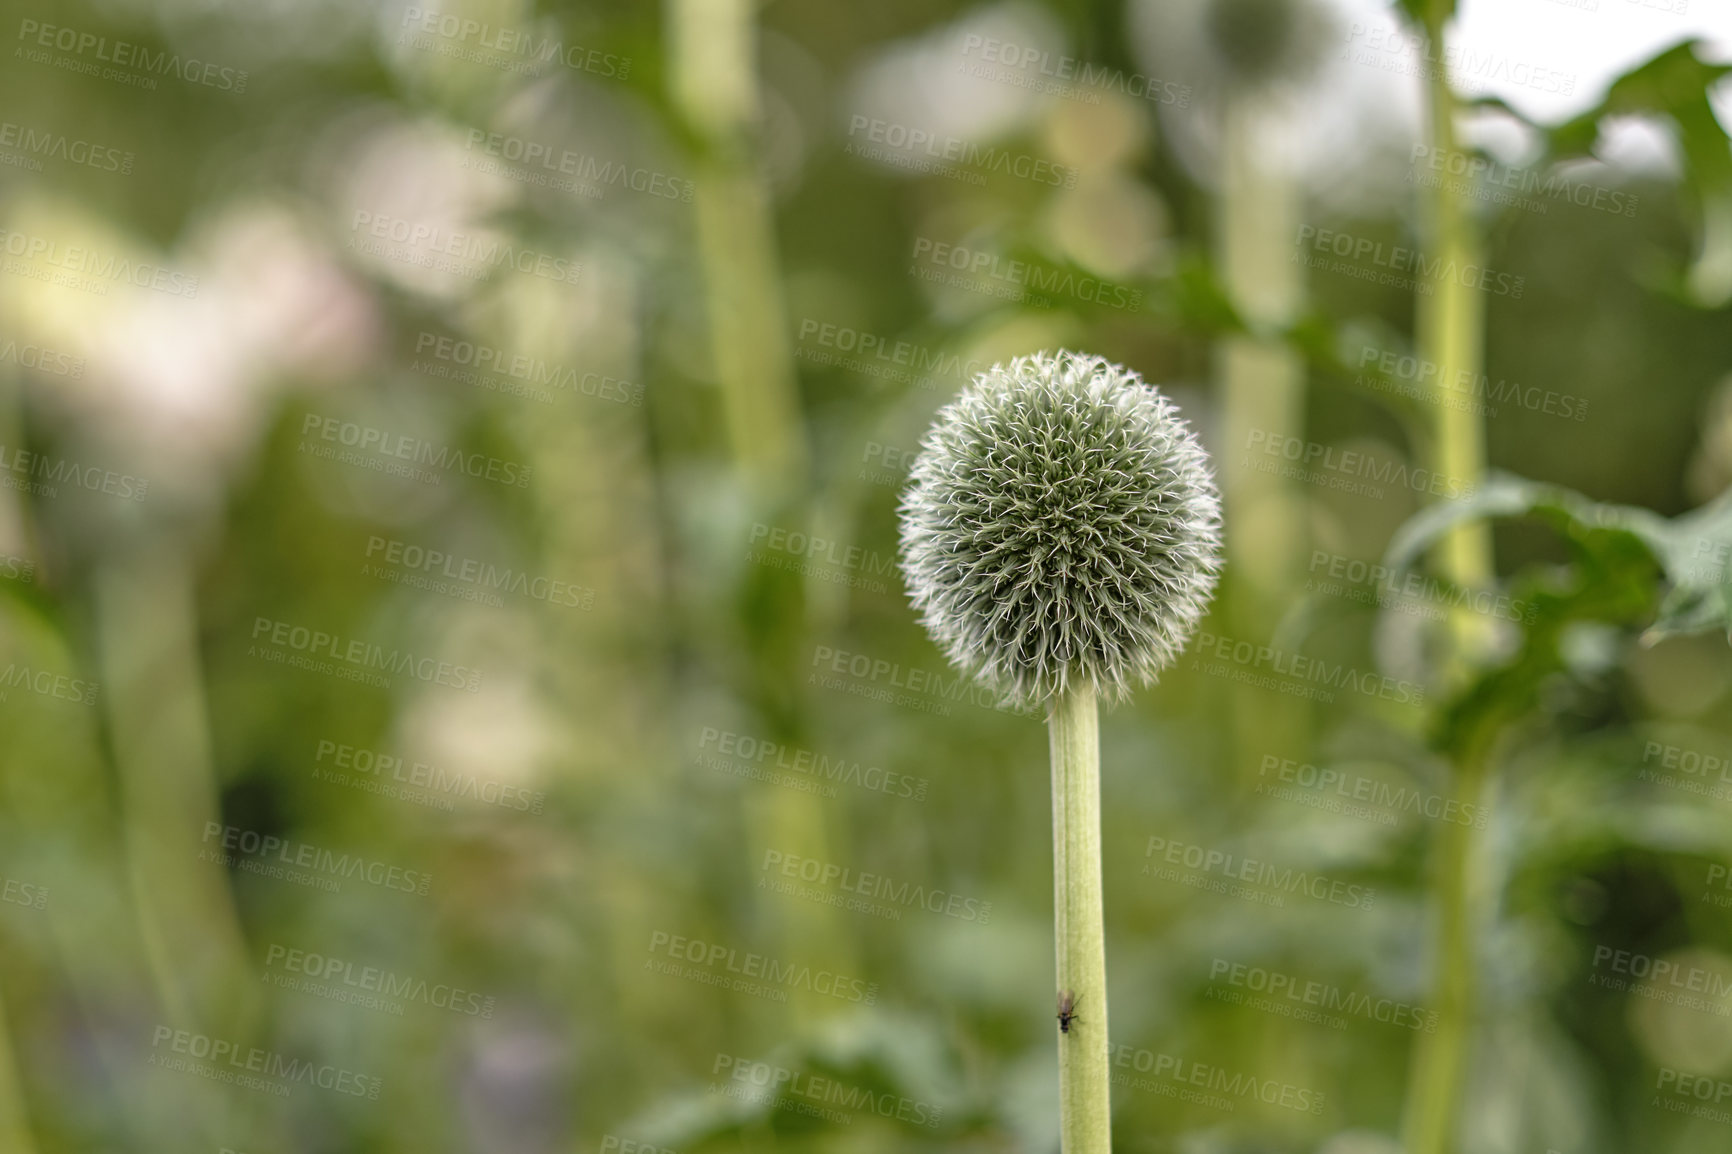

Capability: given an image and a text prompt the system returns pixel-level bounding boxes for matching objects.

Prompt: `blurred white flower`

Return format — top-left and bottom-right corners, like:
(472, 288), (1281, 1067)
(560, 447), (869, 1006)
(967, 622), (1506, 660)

(845, 1), (1057, 159)
(1129, 0), (1424, 215)
(333, 114), (523, 300)
(4, 196), (378, 518)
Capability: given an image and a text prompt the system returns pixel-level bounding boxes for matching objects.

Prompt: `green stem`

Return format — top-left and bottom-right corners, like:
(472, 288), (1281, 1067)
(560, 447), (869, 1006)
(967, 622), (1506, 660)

(1400, 11), (1498, 1153)
(669, 0), (855, 1022)
(1402, 752), (1491, 1154)
(670, 0), (807, 498)
(1049, 683), (1110, 1154)
(95, 546), (256, 1035)
(1416, 6), (1493, 669)
(1217, 90), (1309, 783)
(0, 978), (39, 1154)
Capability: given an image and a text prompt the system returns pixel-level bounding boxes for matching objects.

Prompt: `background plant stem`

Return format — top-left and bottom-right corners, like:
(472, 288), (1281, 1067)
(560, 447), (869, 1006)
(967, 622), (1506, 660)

(0, 980), (37, 1154)
(668, 0), (857, 1016)
(1049, 682), (1110, 1154)
(1403, 752), (1491, 1154)
(1402, 5), (1497, 1150)
(670, 0), (808, 497)
(1217, 90), (1310, 784)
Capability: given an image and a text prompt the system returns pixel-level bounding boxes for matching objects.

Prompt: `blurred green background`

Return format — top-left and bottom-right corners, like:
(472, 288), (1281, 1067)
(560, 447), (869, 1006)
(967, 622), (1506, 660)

(2, 0), (1732, 1152)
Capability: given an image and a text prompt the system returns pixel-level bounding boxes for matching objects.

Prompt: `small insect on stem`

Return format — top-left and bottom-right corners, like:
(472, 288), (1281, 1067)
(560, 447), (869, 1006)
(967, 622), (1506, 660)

(1057, 989), (1080, 1034)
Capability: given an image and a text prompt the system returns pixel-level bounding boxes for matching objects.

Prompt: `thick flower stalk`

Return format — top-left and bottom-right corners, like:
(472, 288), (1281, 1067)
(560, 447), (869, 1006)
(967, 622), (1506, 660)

(898, 351), (1222, 1153)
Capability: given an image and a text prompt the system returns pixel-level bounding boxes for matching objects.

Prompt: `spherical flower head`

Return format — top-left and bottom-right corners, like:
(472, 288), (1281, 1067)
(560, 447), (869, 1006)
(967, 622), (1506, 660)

(898, 351), (1223, 711)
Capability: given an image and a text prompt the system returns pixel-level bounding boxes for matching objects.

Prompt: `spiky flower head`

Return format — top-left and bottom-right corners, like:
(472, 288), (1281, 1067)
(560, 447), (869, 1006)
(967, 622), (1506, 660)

(898, 351), (1223, 711)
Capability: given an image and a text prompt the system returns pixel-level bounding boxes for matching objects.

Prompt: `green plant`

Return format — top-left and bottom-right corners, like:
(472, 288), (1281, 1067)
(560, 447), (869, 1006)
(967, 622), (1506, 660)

(898, 351), (1223, 1152)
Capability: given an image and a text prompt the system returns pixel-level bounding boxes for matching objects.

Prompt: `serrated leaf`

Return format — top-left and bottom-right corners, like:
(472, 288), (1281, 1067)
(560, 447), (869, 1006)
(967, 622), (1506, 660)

(1383, 471), (1732, 644)
(1542, 40), (1732, 303)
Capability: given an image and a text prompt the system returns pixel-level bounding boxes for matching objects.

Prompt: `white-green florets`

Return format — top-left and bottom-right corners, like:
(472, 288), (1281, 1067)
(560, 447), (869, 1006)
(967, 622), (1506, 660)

(898, 351), (1223, 710)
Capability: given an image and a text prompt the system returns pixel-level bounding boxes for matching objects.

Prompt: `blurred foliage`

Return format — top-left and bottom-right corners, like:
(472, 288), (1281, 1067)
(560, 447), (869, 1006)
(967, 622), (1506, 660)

(0, 1), (1728, 1153)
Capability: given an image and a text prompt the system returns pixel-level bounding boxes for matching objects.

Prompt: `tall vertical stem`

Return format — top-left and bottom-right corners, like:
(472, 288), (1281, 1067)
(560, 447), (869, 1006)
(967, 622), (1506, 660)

(0, 980), (38, 1154)
(1416, 9), (1493, 667)
(1219, 95), (1305, 612)
(1403, 5), (1496, 1151)
(1403, 752), (1491, 1154)
(1049, 683), (1110, 1154)
(95, 545), (255, 1036)
(1217, 93), (1308, 783)
(667, 0), (853, 1014)
(669, 0), (807, 497)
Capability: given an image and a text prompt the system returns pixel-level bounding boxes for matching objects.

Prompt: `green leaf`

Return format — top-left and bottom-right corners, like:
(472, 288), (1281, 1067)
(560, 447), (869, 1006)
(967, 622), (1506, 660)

(1383, 471), (1732, 644)
(1541, 40), (1732, 304)
(1390, 0), (1451, 32)
(1543, 40), (1732, 179)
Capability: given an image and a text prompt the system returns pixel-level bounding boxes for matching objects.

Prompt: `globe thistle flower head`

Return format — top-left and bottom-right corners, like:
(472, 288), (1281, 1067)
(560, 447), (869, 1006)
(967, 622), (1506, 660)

(898, 351), (1223, 711)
